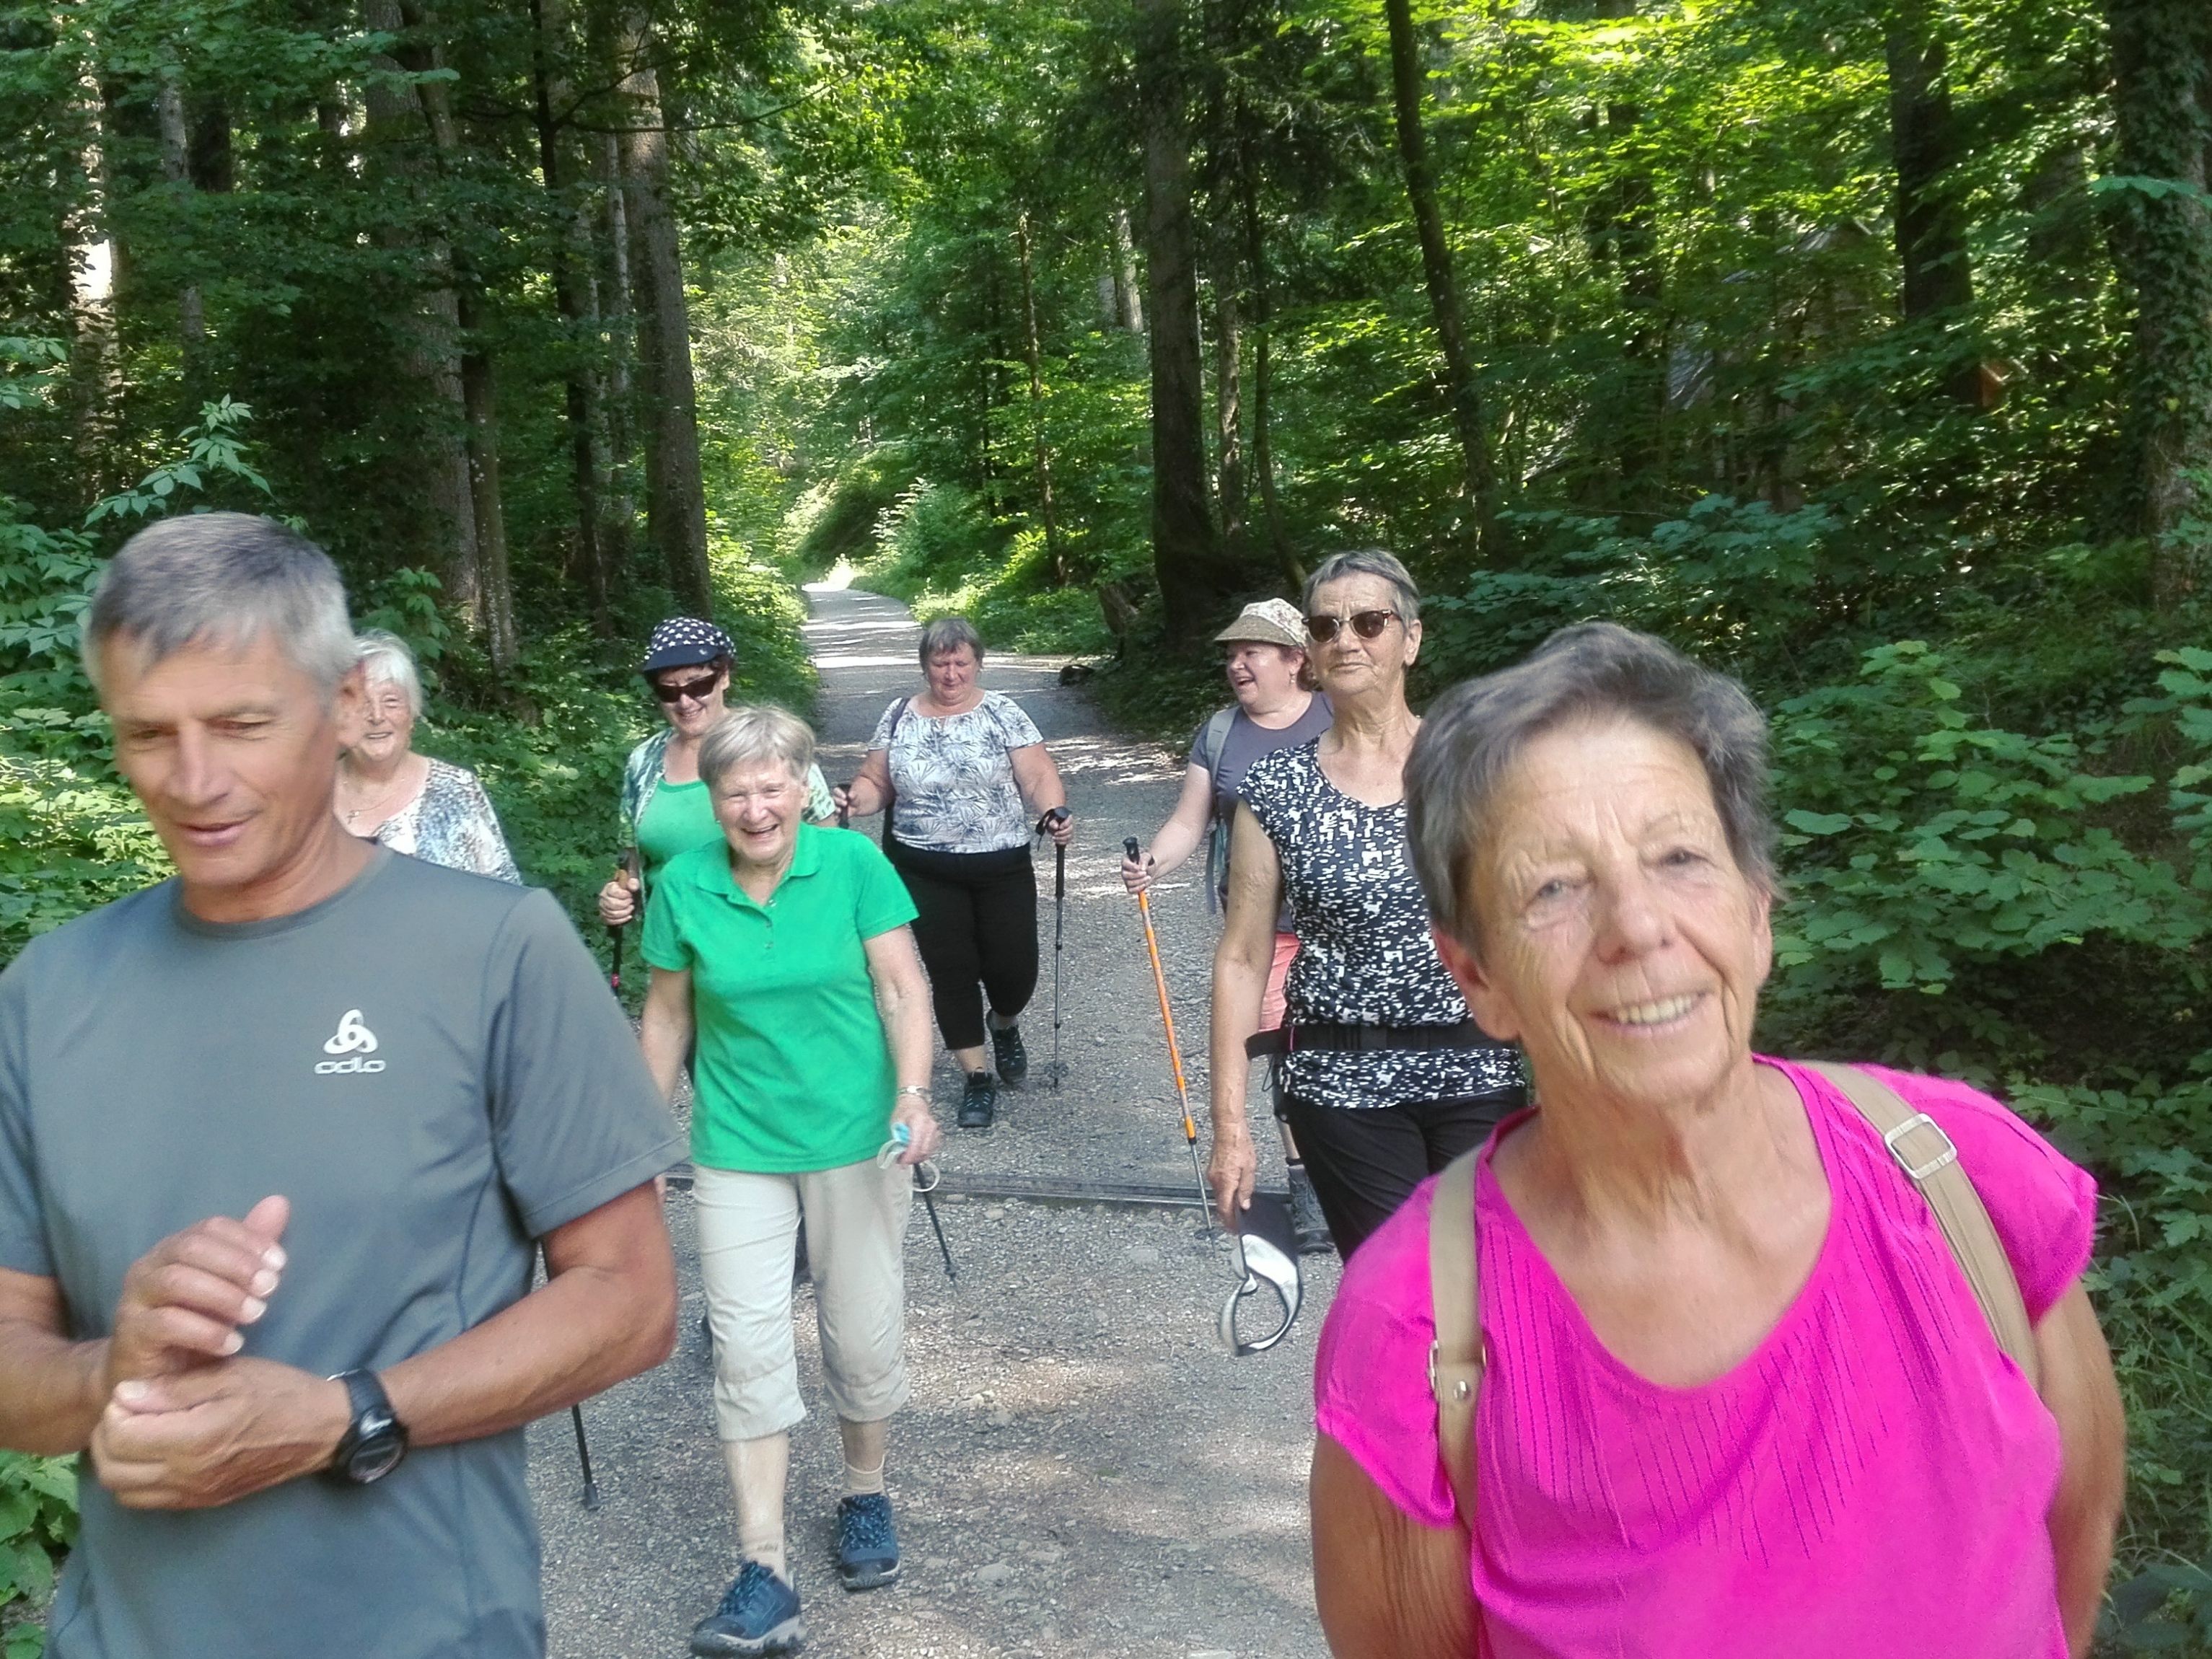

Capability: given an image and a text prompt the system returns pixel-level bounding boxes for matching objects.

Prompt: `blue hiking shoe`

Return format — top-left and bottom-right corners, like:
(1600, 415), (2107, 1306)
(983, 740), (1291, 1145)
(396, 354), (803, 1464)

(835, 1492), (901, 1590)
(689, 1560), (804, 1656)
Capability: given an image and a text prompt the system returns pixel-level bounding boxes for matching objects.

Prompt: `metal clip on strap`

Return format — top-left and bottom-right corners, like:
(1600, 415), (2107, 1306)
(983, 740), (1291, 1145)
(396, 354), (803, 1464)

(1882, 1112), (1959, 1182)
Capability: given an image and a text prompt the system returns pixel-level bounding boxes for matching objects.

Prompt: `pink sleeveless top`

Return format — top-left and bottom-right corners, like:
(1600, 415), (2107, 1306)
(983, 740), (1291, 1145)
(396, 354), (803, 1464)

(1314, 1060), (2097, 1659)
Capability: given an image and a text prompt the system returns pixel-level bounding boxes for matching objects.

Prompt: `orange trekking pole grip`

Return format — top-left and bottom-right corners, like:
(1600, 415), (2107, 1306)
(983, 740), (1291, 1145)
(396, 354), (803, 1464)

(1127, 837), (1214, 1235)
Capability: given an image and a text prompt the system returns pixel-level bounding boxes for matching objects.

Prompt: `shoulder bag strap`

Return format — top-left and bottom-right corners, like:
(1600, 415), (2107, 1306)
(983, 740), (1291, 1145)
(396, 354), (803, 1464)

(879, 697), (909, 850)
(1428, 1148), (1485, 1531)
(1197, 707), (1239, 915)
(1804, 1060), (2040, 1389)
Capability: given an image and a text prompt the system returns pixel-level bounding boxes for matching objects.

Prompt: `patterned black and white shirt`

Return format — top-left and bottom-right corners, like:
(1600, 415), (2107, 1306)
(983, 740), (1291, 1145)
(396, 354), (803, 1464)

(871, 690), (1045, 855)
(1239, 738), (1522, 1111)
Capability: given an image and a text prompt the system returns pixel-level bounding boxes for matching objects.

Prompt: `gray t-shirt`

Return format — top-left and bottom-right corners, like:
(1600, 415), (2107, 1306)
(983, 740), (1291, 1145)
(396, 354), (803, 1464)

(1187, 695), (1334, 923)
(0, 850), (684, 1659)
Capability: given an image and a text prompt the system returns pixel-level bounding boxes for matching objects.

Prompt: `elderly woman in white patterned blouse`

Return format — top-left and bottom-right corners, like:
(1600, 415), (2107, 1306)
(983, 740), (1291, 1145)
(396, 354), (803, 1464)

(332, 630), (521, 883)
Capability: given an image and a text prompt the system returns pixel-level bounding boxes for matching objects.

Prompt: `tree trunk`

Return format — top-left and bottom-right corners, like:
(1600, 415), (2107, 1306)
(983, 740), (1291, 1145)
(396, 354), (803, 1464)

(1015, 211), (1067, 585)
(1112, 206), (1145, 333)
(531, 0), (613, 635)
(613, 7), (714, 617)
(598, 133), (638, 581)
(61, 45), (120, 492)
(1211, 238), (1247, 564)
(2107, 0), (2212, 606)
(397, 0), (515, 664)
(156, 61), (206, 345)
(1239, 169), (1296, 586)
(364, 0), (478, 614)
(1137, 0), (1237, 636)
(1589, 0), (1661, 498)
(1382, 0), (1496, 558)
(1886, 2), (1978, 403)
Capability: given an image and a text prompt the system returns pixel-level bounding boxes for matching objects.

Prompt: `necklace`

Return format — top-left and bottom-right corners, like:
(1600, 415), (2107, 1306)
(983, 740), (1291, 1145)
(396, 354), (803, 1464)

(340, 761), (419, 830)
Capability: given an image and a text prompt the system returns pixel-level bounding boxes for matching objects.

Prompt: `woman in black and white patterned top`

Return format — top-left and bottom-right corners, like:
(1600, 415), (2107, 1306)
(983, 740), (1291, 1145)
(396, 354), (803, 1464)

(1208, 552), (1522, 1257)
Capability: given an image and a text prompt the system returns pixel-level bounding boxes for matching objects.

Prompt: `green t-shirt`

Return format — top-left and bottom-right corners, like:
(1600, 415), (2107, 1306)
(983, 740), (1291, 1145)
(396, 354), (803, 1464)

(642, 824), (919, 1173)
(637, 775), (719, 889)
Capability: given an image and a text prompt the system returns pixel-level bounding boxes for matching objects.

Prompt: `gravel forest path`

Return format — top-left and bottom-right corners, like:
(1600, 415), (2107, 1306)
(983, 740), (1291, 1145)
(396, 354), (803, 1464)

(529, 581), (1338, 1659)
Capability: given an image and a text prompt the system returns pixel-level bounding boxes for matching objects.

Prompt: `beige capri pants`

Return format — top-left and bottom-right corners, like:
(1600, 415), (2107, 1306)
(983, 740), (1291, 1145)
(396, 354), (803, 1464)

(693, 1158), (914, 1442)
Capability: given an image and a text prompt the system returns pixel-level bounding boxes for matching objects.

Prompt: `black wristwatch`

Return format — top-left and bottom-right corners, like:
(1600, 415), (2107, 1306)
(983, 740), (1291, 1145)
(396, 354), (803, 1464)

(325, 1368), (409, 1486)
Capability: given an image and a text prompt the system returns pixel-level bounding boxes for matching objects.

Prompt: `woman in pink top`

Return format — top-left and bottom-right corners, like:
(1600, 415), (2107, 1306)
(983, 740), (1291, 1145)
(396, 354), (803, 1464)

(1309, 622), (2126, 1658)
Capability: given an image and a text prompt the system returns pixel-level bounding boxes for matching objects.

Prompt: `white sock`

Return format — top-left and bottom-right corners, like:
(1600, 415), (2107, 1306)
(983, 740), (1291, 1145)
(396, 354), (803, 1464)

(739, 1518), (786, 1580)
(843, 1459), (887, 1497)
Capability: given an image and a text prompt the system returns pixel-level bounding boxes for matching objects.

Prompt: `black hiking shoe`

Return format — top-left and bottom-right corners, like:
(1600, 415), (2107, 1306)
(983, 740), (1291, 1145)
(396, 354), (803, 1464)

(689, 1560), (803, 1656)
(989, 1021), (1028, 1086)
(1286, 1163), (1333, 1256)
(834, 1493), (901, 1590)
(958, 1070), (996, 1128)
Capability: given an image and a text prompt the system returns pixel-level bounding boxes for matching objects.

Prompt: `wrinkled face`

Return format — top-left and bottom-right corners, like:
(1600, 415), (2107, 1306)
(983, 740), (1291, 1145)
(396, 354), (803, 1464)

(654, 661), (728, 739)
(346, 675), (416, 765)
(1434, 718), (1772, 1118)
(714, 757), (805, 871)
(926, 645), (979, 702)
(1307, 574), (1420, 700)
(1224, 642), (1304, 708)
(102, 630), (361, 905)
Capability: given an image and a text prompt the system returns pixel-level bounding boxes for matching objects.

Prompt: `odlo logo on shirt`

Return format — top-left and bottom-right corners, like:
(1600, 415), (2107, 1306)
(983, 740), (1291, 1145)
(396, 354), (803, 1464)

(316, 1008), (386, 1075)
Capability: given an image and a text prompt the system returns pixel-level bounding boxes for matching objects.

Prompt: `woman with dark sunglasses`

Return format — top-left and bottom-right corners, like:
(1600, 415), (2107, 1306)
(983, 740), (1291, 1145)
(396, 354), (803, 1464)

(1206, 551), (1524, 1259)
(598, 617), (838, 929)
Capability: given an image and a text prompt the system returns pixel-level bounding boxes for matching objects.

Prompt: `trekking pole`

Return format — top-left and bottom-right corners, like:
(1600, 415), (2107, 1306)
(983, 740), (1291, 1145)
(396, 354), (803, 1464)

(920, 1184), (957, 1281)
(1036, 809), (1069, 1089)
(571, 1403), (603, 1510)
(1125, 837), (1213, 1236)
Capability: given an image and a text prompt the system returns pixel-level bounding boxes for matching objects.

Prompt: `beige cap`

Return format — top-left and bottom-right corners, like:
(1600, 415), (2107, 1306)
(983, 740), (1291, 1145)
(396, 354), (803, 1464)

(1213, 598), (1307, 651)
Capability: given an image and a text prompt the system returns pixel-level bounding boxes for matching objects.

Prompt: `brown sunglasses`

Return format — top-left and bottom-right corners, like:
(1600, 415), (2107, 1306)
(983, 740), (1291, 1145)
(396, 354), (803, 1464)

(1305, 609), (1400, 643)
(651, 671), (723, 704)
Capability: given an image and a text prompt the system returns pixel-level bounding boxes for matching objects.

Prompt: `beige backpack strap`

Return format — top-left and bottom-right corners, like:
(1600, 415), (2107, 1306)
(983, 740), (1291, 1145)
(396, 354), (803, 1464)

(1427, 1148), (1485, 1531)
(1805, 1060), (2041, 1389)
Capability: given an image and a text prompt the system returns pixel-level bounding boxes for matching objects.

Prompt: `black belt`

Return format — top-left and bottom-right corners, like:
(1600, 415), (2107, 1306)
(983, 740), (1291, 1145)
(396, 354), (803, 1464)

(1246, 1021), (1492, 1060)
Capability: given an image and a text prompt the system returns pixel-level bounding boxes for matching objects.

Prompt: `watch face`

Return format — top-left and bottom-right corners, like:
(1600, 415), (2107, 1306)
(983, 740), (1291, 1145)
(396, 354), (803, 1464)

(346, 1427), (406, 1484)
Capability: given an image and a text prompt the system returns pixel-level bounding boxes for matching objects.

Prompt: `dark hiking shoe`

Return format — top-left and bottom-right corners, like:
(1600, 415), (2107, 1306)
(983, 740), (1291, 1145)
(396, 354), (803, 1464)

(958, 1070), (996, 1129)
(989, 1021), (1028, 1086)
(834, 1493), (901, 1590)
(1286, 1164), (1333, 1256)
(689, 1561), (803, 1656)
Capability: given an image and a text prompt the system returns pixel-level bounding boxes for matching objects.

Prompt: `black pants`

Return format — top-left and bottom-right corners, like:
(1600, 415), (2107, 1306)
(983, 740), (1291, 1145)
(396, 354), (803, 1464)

(889, 840), (1038, 1053)
(1282, 1088), (1526, 1260)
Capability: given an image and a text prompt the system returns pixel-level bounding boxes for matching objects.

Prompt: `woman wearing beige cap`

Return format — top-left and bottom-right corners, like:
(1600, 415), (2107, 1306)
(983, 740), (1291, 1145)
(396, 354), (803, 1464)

(1123, 596), (1333, 1250)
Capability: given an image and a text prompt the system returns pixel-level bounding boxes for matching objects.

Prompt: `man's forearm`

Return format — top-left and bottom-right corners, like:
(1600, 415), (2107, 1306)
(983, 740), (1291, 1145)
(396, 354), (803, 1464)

(379, 1187), (675, 1448)
(0, 1318), (108, 1456)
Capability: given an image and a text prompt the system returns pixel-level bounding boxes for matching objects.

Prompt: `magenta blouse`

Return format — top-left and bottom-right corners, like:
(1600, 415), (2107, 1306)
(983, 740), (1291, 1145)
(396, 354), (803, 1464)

(1314, 1060), (2098, 1659)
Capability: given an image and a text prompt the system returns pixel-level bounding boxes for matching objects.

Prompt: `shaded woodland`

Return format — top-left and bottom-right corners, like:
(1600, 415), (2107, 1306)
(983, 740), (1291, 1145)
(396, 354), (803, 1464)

(4, 0), (2212, 1647)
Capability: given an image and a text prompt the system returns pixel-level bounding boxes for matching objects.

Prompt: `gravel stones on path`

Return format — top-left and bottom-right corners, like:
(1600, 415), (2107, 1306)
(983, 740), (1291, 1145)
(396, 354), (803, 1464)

(528, 584), (1336, 1659)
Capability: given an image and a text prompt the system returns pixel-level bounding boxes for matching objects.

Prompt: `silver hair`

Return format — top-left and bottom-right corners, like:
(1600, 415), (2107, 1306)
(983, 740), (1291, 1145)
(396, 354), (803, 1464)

(83, 512), (356, 698)
(354, 630), (423, 720)
(698, 704), (817, 795)
(1405, 622), (1777, 949)
(917, 615), (984, 666)
(1304, 549), (1422, 623)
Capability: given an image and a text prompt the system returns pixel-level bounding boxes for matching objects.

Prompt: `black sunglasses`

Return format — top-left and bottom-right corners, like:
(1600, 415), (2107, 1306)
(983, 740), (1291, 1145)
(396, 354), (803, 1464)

(1305, 609), (1400, 643)
(651, 671), (722, 705)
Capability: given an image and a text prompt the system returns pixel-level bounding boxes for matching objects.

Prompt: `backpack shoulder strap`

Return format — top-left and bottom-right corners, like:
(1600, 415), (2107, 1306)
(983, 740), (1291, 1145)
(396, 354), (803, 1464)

(1428, 1148), (1484, 1532)
(1804, 1060), (2040, 1389)
(1198, 705), (1238, 778)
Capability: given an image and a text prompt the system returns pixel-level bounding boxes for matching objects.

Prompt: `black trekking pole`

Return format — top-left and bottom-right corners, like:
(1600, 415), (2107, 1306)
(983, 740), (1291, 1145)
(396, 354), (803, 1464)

(921, 1183), (957, 1281)
(1037, 809), (1069, 1088)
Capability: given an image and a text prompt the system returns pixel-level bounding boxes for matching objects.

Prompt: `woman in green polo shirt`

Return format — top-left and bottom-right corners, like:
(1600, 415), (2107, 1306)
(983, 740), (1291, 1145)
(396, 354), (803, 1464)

(597, 617), (836, 930)
(638, 703), (939, 1659)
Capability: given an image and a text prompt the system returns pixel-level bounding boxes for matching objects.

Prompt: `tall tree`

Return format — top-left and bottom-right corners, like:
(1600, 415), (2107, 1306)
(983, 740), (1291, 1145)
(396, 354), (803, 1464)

(59, 30), (119, 490)
(612, 3), (714, 617)
(1382, 0), (1496, 558)
(2107, 0), (2212, 606)
(1137, 0), (1239, 635)
(156, 56), (205, 346)
(1885, 0), (1978, 405)
(1014, 211), (1068, 584)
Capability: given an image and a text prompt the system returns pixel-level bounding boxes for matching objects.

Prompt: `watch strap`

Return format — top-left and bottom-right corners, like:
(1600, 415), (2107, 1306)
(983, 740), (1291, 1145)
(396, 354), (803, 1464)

(327, 1368), (404, 1482)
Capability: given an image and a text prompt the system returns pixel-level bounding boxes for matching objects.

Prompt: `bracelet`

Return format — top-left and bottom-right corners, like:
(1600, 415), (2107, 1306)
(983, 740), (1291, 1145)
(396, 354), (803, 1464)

(896, 1085), (931, 1101)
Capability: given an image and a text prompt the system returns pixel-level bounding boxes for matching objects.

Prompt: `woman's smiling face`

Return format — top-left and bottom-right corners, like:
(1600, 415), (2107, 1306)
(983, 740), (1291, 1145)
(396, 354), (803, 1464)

(1439, 716), (1773, 1118)
(351, 676), (415, 765)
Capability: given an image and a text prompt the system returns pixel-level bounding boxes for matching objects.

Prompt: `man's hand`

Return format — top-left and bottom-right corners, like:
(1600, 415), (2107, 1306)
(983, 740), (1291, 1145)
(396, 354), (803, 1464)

(91, 1357), (348, 1510)
(105, 1196), (289, 1395)
(1208, 1125), (1256, 1227)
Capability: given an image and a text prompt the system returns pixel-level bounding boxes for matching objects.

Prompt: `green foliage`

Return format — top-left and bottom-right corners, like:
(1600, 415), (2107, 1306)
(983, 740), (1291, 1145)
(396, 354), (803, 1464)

(0, 1453), (77, 1657)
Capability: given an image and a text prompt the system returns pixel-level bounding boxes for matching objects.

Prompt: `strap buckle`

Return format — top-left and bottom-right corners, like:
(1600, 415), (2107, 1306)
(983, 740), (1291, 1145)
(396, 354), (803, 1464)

(1882, 1112), (1959, 1182)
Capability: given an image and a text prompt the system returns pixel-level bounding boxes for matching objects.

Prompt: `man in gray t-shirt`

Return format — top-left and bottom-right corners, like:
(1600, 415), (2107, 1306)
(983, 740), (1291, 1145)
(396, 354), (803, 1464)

(0, 514), (685, 1659)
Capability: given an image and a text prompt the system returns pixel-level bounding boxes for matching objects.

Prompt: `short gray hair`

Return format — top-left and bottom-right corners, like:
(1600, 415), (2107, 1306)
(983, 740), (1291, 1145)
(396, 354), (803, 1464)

(1304, 549), (1421, 623)
(355, 630), (423, 719)
(698, 705), (817, 795)
(917, 615), (984, 666)
(83, 513), (356, 698)
(1406, 622), (1776, 948)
